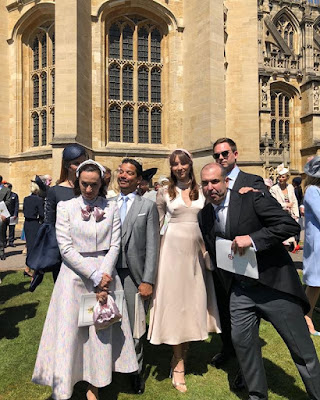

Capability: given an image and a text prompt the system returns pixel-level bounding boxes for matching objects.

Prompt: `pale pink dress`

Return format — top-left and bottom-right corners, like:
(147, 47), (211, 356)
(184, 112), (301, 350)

(148, 187), (221, 345)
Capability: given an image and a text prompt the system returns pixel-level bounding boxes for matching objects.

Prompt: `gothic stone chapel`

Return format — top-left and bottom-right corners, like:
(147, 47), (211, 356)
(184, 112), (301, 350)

(1, 0), (320, 197)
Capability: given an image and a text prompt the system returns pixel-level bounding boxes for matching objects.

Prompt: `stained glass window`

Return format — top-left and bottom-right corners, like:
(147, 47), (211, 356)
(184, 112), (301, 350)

(270, 91), (291, 145)
(151, 68), (161, 103)
(33, 113), (39, 146)
(109, 63), (120, 99)
(123, 25), (133, 59)
(138, 67), (149, 102)
(109, 24), (120, 58)
(138, 27), (149, 61)
(41, 110), (47, 145)
(151, 29), (161, 63)
(138, 107), (149, 143)
(151, 108), (161, 144)
(33, 37), (39, 70)
(109, 105), (121, 142)
(52, 33), (55, 64)
(271, 119), (276, 140)
(41, 72), (47, 106)
(51, 108), (55, 137)
(123, 65), (133, 100)
(33, 75), (39, 108)
(41, 35), (47, 68)
(123, 106), (134, 142)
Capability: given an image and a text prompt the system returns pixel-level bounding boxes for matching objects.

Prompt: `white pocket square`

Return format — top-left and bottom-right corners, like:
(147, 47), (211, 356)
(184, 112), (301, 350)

(138, 213), (146, 216)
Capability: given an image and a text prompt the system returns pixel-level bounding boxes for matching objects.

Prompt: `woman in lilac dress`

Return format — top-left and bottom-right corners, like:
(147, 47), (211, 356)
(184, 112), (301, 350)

(32, 160), (137, 400)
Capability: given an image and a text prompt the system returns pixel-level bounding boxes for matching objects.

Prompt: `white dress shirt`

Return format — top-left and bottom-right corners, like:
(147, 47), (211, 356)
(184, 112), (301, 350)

(117, 191), (137, 216)
(227, 165), (240, 190)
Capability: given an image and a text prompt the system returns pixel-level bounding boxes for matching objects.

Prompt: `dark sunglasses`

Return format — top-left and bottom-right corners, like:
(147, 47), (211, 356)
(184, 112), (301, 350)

(213, 150), (230, 160)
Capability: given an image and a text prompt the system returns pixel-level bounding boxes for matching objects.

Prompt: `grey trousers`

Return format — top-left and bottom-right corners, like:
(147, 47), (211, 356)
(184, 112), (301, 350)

(117, 269), (148, 374)
(230, 281), (320, 400)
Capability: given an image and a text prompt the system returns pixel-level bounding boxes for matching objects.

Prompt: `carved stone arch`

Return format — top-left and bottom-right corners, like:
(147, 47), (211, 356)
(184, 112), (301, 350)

(272, 7), (300, 35)
(270, 81), (300, 99)
(8, 2), (55, 44)
(95, 0), (179, 35)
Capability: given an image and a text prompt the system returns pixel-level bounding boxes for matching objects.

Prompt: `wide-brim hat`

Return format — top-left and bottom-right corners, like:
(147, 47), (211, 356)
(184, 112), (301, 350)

(141, 168), (157, 181)
(304, 156), (320, 178)
(158, 175), (169, 184)
(62, 143), (86, 161)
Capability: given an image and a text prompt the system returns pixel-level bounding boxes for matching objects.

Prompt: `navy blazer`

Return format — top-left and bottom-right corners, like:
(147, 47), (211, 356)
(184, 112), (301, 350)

(8, 192), (19, 217)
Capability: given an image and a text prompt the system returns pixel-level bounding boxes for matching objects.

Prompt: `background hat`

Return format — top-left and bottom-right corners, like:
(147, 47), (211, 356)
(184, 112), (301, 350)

(33, 175), (47, 192)
(276, 163), (289, 176)
(62, 143), (86, 161)
(304, 155), (320, 178)
(141, 168), (157, 181)
(158, 175), (169, 184)
(292, 177), (302, 186)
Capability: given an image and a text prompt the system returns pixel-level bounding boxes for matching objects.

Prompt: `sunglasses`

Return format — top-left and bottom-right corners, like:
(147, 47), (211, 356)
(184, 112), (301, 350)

(213, 150), (230, 160)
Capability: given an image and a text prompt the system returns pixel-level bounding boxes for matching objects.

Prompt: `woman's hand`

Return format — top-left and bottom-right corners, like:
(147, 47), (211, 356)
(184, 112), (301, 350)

(97, 273), (112, 291)
(96, 289), (108, 304)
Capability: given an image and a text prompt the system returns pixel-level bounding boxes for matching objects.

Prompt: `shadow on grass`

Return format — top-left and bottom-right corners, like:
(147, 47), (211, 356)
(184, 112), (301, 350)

(0, 302), (39, 339)
(0, 270), (15, 281)
(0, 280), (29, 304)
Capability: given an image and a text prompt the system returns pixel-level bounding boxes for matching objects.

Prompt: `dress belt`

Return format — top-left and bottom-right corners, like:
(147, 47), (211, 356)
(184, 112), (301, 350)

(79, 250), (108, 257)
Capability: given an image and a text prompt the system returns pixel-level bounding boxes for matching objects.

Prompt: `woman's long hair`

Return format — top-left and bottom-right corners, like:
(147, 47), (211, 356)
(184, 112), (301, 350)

(304, 175), (320, 192)
(168, 150), (199, 201)
(74, 164), (106, 197)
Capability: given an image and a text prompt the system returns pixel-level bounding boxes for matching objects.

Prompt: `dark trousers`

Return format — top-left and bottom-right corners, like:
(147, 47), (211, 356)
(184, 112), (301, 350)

(117, 268), (147, 374)
(212, 269), (234, 355)
(0, 219), (7, 255)
(6, 224), (15, 244)
(230, 281), (320, 400)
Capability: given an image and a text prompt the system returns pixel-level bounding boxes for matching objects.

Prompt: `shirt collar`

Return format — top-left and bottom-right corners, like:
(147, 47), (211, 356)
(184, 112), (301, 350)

(227, 165), (240, 181)
(118, 191), (137, 202)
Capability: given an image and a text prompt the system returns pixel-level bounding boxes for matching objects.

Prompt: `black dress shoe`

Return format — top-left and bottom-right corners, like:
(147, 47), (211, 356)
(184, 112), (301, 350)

(0, 254), (6, 260)
(210, 352), (231, 368)
(8, 243), (16, 247)
(131, 374), (145, 394)
(231, 368), (246, 391)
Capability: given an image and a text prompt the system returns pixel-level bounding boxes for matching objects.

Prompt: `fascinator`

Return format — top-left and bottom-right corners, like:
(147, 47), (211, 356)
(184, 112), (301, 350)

(32, 175), (47, 192)
(173, 148), (193, 160)
(158, 175), (170, 185)
(76, 159), (106, 178)
(276, 163), (289, 176)
(141, 168), (158, 181)
(304, 155), (320, 178)
(62, 143), (86, 161)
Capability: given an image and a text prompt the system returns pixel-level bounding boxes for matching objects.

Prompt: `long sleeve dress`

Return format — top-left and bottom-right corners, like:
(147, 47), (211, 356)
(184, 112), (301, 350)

(32, 196), (138, 399)
(147, 187), (221, 345)
(303, 185), (320, 286)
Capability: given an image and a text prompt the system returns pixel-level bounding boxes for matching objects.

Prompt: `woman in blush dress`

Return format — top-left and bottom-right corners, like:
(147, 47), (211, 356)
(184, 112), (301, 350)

(32, 160), (137, 400)
(148, 149), (220, 393)
(270, 164), (300, 252)
(302, 156), (320, 336)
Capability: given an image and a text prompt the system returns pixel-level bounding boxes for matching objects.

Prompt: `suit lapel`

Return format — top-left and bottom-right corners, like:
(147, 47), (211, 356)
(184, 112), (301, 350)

(122, 195), (144, 243)
(227, 189), (242, 240)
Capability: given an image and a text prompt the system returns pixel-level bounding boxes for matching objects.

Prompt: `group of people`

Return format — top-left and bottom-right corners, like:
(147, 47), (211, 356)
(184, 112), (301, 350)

(26, 139), (320, 400)
(0, 177), (19, 260)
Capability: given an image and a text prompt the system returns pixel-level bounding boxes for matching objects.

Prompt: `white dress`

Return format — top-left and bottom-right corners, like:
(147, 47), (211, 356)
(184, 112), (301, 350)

(32, 196), (138, 399)
(148, 187), (221, 345)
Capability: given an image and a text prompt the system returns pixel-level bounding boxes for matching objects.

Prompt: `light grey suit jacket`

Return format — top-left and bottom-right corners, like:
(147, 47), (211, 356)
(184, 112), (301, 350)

(117, 195), (160, 286)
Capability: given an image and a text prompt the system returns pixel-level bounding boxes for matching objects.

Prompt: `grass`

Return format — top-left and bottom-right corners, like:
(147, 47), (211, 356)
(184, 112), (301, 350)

(1, 270), (320, 400)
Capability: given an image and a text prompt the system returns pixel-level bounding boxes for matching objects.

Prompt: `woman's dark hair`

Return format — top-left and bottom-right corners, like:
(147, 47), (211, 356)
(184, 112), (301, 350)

(57, 144), (87, 184)
(74, 163), (106, 197)
(168, 150), (199, 201)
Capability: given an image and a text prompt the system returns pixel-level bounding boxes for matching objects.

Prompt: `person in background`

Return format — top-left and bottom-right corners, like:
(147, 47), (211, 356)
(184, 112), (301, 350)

(32, 160), (138, 400)
(292, 176), (304, 246)
(158, 176), (170, 188)
(270, 164), (300, 253)
(138, 168), (158, 202)
(116, 159), (160, 394)
(103, 166), (112, 192)
(5, 183), (19, 247)
(0, 176), (11, 260)
(106, 169), (120, 199)
(154, 182), (161, 192)
(45, 143), (87, 281)
(23, 179), (45, 277)
(263, 178), (273, 191)
(302, 156), (320, 336)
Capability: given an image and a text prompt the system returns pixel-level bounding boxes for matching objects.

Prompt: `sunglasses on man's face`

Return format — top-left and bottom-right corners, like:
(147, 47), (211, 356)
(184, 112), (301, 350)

(213, 150), (231, 160)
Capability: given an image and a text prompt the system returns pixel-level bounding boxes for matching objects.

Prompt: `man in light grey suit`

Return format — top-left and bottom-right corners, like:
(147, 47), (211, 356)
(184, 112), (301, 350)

(116, 158), (160, 394)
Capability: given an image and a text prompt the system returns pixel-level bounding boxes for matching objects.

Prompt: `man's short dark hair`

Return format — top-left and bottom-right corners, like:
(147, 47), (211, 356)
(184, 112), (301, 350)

(121, 158), (143, 177)
(0, 176), (2, 184)
(213, 138), (237, 152)
(7, 183), (12, 190)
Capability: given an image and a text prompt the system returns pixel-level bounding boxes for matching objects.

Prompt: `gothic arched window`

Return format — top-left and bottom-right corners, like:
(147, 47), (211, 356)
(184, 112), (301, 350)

(270, 91), (291, 146)
(106, 16), (163, 144)
(30, 22), (54, 147)
(275, 16), (296, 51)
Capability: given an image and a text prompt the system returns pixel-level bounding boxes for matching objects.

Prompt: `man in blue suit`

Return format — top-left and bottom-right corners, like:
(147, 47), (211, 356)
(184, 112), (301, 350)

(5, 183), (19, 247)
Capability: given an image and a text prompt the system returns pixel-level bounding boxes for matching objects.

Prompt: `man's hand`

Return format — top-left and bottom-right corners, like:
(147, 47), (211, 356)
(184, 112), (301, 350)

(0, 215), (6, 222)
(231, 235), (252, 256)
(96, 289), (108, 304)
(238, 187), (260, 195)
(138, 282), (153, 299)
(97, 273), (112, 290)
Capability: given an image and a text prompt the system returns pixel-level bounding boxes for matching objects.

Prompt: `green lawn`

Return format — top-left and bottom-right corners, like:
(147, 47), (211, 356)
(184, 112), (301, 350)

(1, 270), (319, 400)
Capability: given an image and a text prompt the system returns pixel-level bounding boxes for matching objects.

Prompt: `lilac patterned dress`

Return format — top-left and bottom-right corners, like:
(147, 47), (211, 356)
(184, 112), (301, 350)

(32, 196), (138, 399)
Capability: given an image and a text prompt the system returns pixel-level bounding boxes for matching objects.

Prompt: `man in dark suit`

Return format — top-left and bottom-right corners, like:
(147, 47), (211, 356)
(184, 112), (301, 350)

(116, 159), (160, 394)
(211, 138), (267, 372)
(199, 163), (320, 400)
(5, 183), (19, 247)
(0, 176), (11, 260)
